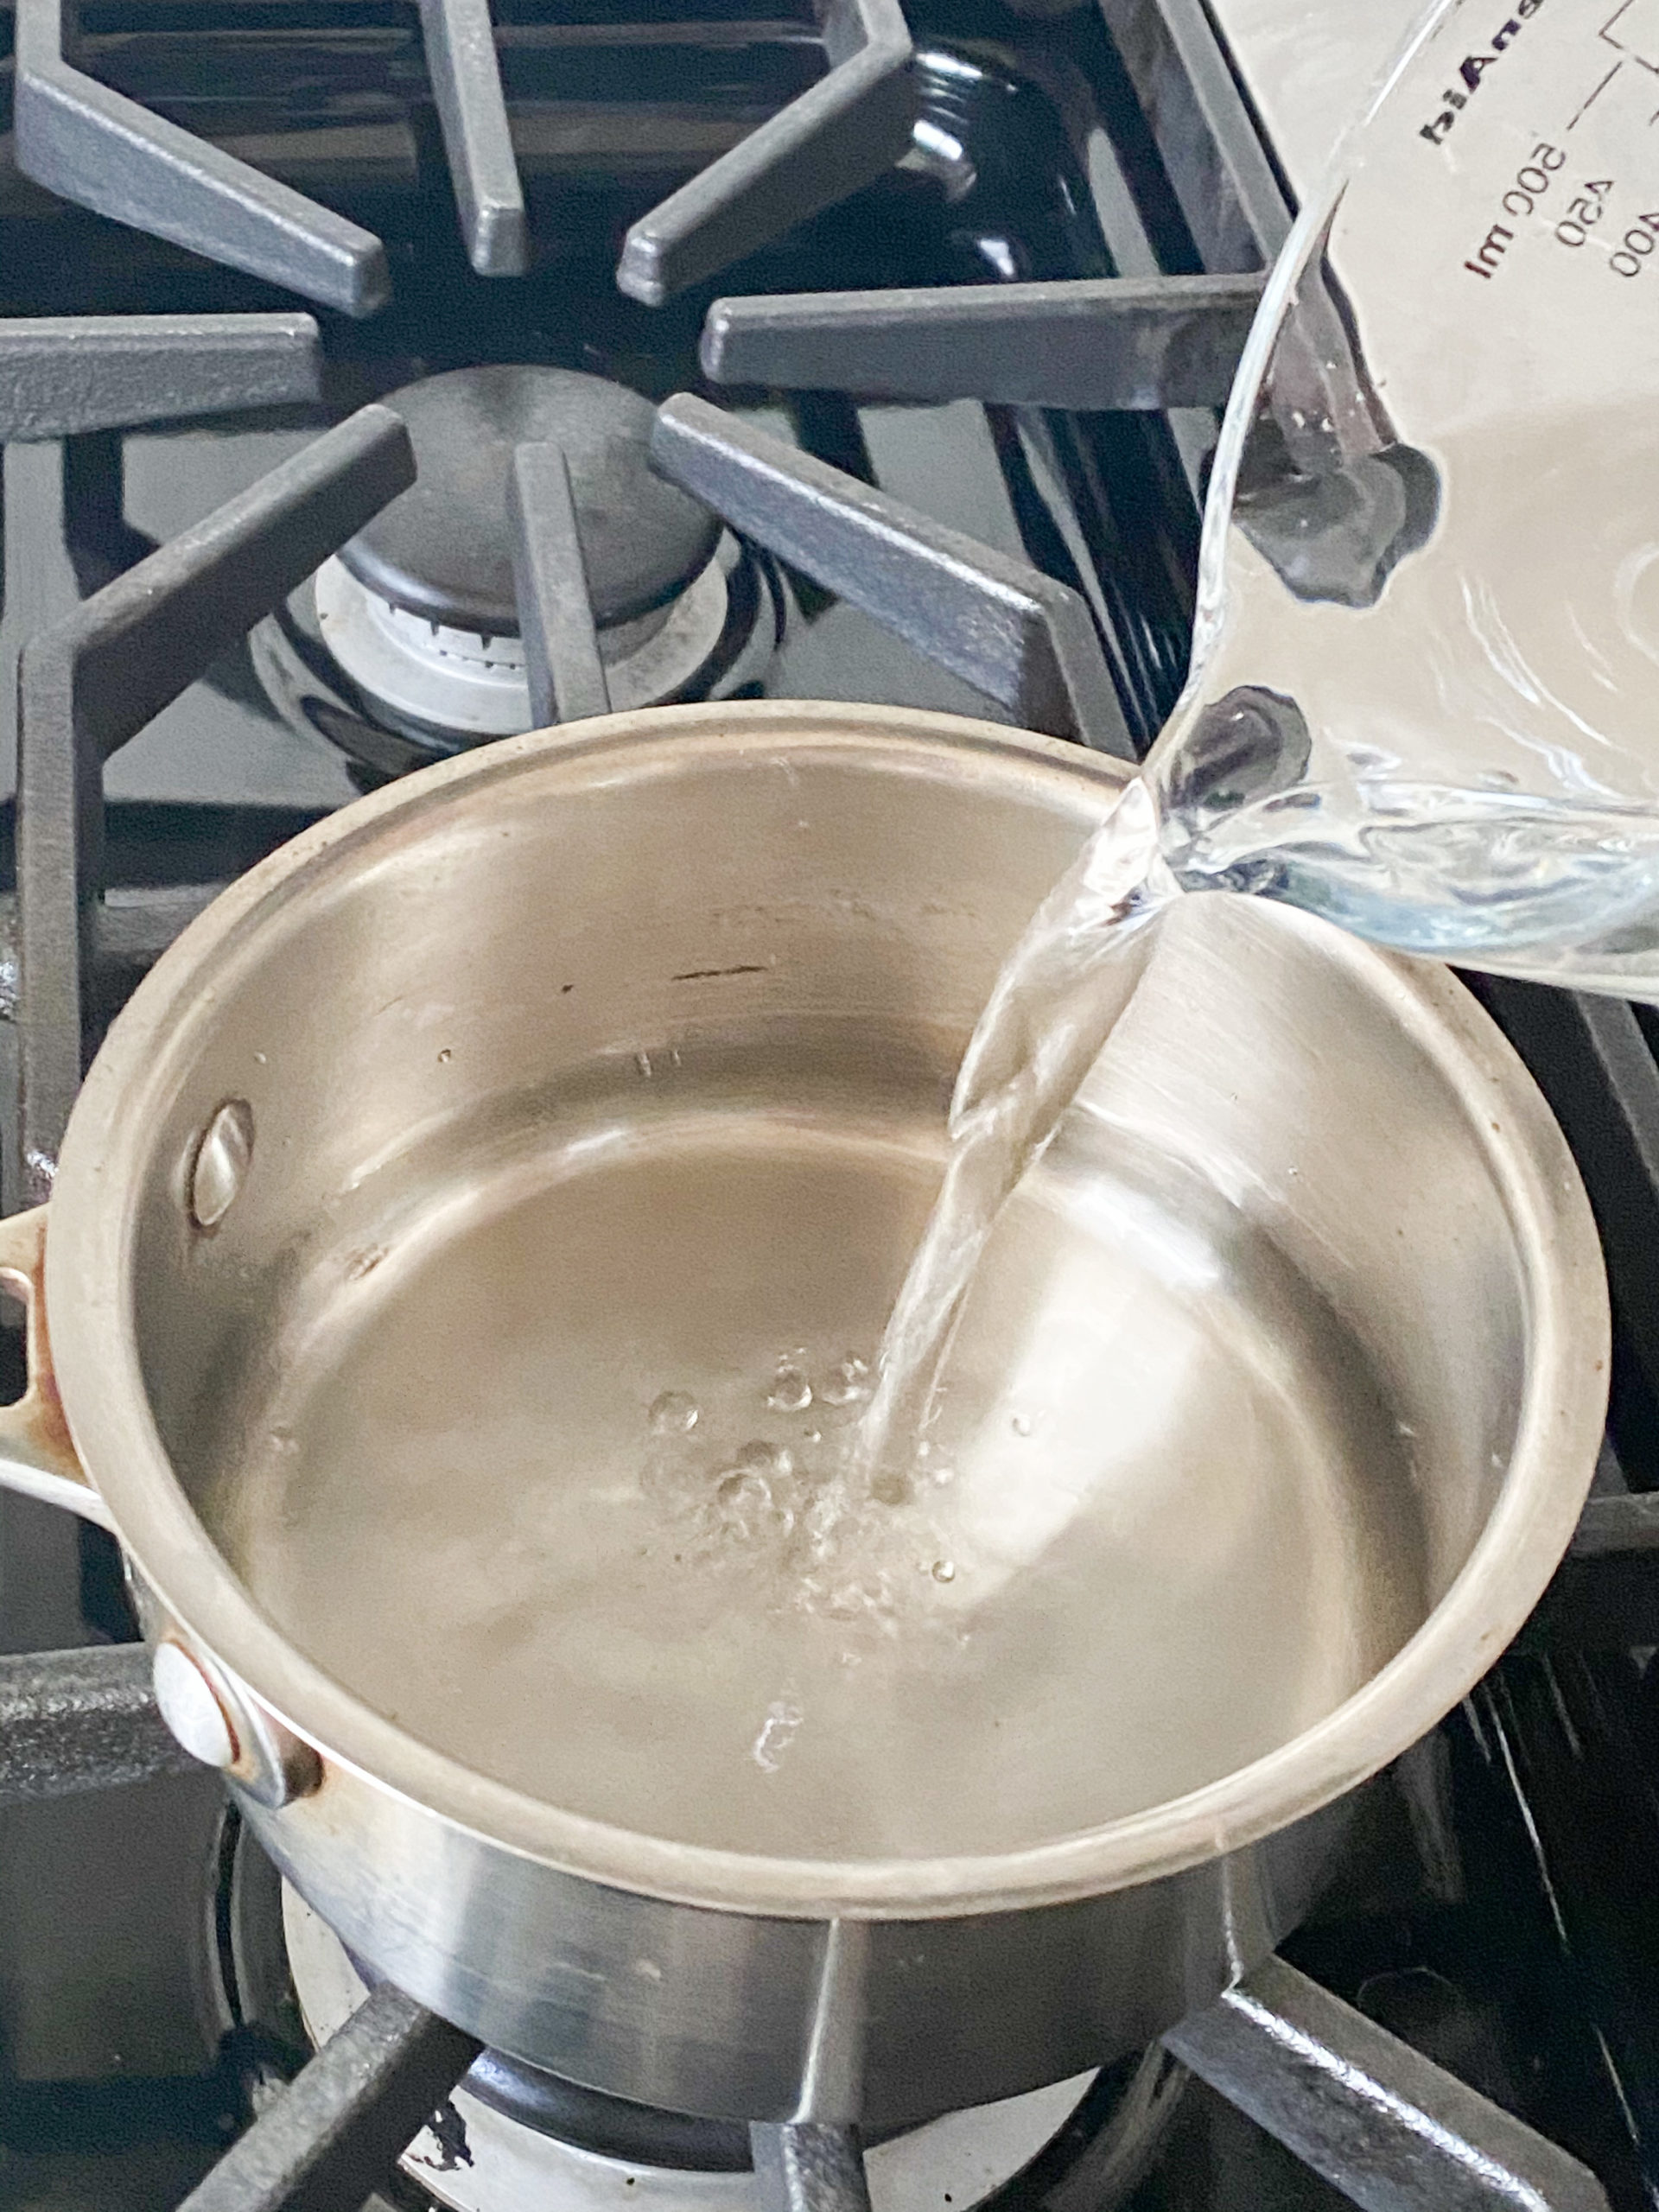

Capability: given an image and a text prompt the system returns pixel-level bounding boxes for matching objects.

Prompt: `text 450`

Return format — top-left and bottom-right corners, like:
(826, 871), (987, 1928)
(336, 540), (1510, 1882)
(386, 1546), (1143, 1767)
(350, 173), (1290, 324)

(1554, 175), (1613, 247)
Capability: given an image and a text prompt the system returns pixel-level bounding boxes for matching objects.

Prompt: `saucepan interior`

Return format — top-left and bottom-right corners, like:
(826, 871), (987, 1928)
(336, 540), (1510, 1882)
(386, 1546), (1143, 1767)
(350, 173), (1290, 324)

(49, 700), (1605, 1910)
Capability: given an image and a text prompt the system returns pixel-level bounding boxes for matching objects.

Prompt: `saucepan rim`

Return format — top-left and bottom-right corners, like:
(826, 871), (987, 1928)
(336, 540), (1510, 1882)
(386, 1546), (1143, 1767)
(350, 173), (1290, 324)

(45, 700), (1609, 1920)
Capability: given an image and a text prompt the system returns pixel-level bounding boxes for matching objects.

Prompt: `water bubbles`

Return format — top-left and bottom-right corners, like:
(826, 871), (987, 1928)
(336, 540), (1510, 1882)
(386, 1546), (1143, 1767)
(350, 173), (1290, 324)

(1010, 1411), (1033, 1438)
(714, 1444), (798, 1544)
(648, 1390), (699, 1437)
(735, 1438), (791, 1480)
(820, 1353), (872, 1408)
(715, 1468), (779, 1541)
(931, 1558), (957, 1584)
(637, 1349), (965, 1643)
(753, 1697), (804, 1773)
(766, 1361), (813, 1414)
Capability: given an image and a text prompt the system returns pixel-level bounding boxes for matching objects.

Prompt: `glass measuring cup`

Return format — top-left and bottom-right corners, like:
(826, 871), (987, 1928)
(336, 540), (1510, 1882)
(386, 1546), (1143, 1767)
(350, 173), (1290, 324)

(1147, 0), (1659, 998)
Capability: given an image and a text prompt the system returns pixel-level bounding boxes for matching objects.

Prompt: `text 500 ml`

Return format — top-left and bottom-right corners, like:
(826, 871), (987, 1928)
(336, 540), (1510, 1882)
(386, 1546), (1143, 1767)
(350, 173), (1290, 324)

(1464, 141), (1562, 277)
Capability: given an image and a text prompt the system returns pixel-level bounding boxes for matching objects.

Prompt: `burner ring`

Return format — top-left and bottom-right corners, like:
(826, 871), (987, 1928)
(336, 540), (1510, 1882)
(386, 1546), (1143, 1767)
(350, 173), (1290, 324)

(250, 538), (786, 786)
(313, 550), (732, 740)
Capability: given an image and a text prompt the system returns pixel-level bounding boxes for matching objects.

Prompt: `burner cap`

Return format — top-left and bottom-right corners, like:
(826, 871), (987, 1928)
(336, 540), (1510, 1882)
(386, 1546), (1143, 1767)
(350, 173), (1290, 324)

(339, 366), (720, 636)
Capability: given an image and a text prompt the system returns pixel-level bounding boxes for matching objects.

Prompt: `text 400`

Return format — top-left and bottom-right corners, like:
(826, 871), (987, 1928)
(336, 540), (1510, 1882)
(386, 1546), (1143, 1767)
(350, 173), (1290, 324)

(1610, 212), (1659, 276)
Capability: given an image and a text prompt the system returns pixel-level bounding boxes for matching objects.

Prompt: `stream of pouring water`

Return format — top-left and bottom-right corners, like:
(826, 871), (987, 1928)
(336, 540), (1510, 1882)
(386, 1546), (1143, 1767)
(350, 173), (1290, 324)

(853, 755), (1659, 1500)
(851, 400), (1659, 1497)
(852, 777), (1175, 1501)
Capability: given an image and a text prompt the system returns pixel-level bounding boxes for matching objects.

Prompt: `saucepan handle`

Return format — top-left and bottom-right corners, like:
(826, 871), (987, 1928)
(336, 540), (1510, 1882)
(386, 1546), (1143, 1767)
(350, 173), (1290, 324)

(0, 1206), (111, 1529)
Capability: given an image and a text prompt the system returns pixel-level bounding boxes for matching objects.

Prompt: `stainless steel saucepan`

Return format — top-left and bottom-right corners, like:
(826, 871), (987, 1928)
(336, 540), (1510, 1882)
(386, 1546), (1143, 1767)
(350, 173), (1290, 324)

(0, 700), (1605, 2130)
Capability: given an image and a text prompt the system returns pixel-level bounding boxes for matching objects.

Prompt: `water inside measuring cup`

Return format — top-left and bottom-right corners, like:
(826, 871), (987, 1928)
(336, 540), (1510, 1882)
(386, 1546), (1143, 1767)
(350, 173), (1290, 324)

(1140, 0), (1659, 997)
(1151, 398), (1659, 996)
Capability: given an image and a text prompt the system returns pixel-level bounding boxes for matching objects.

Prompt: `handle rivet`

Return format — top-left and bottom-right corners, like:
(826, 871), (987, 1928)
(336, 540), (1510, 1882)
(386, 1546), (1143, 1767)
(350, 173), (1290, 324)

(190, 1101), (254, 1230)
(153, 1641), (238, 1770)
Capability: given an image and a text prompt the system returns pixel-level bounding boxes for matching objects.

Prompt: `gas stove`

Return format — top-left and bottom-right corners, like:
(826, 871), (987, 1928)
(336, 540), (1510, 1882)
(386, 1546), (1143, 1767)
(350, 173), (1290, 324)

(3, 0), (1659, 2209)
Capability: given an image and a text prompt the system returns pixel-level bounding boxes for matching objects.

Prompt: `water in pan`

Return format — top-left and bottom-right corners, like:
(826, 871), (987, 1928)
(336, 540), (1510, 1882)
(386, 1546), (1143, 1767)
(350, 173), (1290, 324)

(208, 1088), (1424, 1861)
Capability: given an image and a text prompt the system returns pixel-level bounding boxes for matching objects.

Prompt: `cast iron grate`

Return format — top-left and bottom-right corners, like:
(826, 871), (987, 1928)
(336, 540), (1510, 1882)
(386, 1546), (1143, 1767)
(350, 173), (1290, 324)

(694, 0), (1275, 421)
(10, 0), (917, 308)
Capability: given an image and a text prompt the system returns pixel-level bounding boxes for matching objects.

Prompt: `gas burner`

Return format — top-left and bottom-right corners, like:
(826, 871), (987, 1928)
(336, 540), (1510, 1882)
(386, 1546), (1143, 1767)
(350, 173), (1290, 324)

(251, 365), (786, 779)
(279, 1884), (1185, 2212)
(344, 366), (721, 639)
